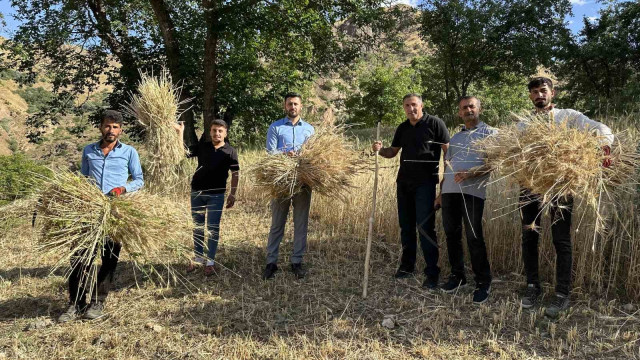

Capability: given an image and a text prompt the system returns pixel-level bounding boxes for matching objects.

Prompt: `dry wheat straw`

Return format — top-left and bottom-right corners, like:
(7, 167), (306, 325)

(250, 124), (366, 201)
(476, 112), (640, 233)
(34, 170), (194, 301)
(125, 69), (191, 196)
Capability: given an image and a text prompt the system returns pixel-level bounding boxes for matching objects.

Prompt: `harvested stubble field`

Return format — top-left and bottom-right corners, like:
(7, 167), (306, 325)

(1, 140), (640, 359)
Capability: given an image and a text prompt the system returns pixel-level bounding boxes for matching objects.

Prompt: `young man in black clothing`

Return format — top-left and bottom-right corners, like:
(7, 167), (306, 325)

(372, 93), (450, 289)
(177, 119), (239, 276)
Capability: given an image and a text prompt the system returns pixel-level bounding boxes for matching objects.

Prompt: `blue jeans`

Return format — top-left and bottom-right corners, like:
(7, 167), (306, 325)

(397, 181), (439, 278)
(191, 191), (225, 263)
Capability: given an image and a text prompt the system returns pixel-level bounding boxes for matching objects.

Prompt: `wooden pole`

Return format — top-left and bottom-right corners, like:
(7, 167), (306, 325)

(363, 121), (381, 298)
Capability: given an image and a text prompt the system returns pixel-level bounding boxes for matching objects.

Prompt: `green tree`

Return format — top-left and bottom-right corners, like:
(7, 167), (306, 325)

(553, 1), (640, 115)
(418, 0), (572, 116)
(3, 0), (398, 145)
(345, 63), (423, 127)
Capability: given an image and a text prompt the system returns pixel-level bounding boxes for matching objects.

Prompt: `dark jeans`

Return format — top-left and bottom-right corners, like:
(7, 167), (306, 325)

(68, 239), (121, 305)
(191, 191), (225, 263)
(397, 181), (439, 278)
(441, 193), (491, 285)
(520, 189), (573, 296)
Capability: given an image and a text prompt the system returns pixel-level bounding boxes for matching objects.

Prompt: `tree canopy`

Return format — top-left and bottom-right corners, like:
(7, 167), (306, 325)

(2, 0), (399, 144)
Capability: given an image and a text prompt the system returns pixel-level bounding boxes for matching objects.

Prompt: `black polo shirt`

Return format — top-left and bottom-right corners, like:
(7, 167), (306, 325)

(188, 140), (240, 193)
(391, 113), (450, 183)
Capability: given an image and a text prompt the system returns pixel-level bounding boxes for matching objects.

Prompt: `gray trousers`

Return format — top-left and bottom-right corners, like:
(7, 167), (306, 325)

(266, 188), (312, 264)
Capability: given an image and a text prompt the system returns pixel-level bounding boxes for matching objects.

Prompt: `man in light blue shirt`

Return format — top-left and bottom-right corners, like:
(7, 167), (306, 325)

(437, 96), (495, 304)
(59, 110), (143, 323)
(263, 93), (315, 280)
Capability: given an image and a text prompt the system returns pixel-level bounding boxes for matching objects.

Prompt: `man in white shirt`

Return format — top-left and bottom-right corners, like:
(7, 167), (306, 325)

(519, 77), (613, 318)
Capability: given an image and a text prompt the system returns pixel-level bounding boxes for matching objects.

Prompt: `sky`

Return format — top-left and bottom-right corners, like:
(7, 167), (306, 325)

(0, 0), (608, 37)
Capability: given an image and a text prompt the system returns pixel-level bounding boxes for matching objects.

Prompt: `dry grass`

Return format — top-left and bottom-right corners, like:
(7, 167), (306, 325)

(125, 69), (191, 196)
(250, 124), (366, 201)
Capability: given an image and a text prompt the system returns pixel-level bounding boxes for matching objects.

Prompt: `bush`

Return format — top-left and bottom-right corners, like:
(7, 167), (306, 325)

(0, 154), (51, 206)
(14, 87), (55, 114)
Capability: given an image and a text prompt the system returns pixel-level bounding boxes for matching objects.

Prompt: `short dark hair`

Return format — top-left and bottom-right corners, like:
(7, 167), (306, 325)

(403, 93), (422, 102)
(101, 109), (123, 125)
(458, 95), (481, 107)
(527, 77), (554, 91)
(284, 92), (302, 102)
(209, 119), (228, 130)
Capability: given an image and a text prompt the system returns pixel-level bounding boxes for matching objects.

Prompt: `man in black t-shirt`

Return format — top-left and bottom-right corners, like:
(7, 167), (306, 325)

(177, 119), (240, 276)
(372, 93), (450, 289)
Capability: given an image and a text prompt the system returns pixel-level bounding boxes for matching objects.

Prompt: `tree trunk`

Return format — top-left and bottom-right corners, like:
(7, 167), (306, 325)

(148, 0), (198, 146)
(202, 0), (221, 142)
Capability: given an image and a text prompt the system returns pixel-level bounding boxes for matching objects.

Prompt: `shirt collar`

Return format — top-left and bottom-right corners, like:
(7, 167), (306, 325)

(461, 121), (485, 131)
(94, 140), (123, 151)
(284, 117), (305, 126)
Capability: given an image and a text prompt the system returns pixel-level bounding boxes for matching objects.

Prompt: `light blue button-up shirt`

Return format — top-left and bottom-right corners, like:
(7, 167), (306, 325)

(80, 141), (144, 194)
(441, 121), (496, 200)
(266, 117), (315, 154)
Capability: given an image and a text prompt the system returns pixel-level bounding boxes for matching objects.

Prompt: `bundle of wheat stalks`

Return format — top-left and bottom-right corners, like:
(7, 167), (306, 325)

(35, 170), (193, 288)
(125, 69), (190, 195)
(476, 113), (639, 231)
(251, 125), (365, 201)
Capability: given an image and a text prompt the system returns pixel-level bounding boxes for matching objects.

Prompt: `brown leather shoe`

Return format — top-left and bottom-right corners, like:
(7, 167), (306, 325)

(186, 263), (199, 274)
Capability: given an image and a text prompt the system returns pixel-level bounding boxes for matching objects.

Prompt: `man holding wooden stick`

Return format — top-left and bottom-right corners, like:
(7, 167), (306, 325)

(372, 93), (450, 289)
(437, 96), (495, 304)
(519, 77), (613, 318)
(263, 92), (315, 280)
(58, 110), (144, 322)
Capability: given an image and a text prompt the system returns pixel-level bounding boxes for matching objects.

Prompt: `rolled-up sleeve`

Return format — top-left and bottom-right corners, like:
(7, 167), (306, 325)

(125, 148), (144, 193)
(574, 112), (614, 146)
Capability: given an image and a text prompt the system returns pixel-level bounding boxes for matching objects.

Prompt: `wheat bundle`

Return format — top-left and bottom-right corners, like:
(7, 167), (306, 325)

(35, 171), (193, 291)
(476, 113), (639, 230)
(251, 125), (365, 201)
(125, 69), (190, 195)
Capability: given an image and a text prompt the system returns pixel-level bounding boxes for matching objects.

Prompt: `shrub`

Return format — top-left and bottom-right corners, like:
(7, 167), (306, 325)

(0, 154), (51, 205)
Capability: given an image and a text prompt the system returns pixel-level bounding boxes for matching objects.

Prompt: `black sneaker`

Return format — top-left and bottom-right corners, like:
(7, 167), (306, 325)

(291, 263), (306, 279)
(422, 275), (439, 290)
(57, 304), (85, 323)
(394, 267), (414, 279)
(545, 293), (570, 319)
(473, 284), (491, 304)
(441, 275), (467, 293)
(521, 283), (542, 309)
(84, 301), (105, 320)
(262, 263), (278, 280)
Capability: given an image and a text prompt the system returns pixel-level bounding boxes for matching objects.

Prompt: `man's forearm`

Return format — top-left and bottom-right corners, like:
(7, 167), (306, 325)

(230, 171), (239, 196)
(379, 147), (395, 158)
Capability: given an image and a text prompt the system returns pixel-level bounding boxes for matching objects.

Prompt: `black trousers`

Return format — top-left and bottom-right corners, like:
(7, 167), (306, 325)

(397, 181), (439, 277)
(441, 193), (491, 285)
(68, 239), (121, 305)
(520, 189), (573, 296)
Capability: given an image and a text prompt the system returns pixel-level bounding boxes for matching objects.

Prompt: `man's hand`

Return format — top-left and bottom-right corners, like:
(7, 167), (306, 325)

(226, 194), (236, 209)
(286, 150), (296, 157)
(108, 187), (126, 197)
(454, 171), (470, 183)
(434, 194), (442, 211)
(602, 145), (612, 168)
(173, 121), (185, 134)
(372, 141), (382, 153)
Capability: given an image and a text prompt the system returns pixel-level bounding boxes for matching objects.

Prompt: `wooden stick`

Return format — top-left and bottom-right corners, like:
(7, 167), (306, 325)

(363, 121), (381, 298)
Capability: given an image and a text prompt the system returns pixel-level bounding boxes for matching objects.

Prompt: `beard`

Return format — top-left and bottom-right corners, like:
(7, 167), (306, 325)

(287, 110), (298, 117)
(102, 134), (117, 143)
(534, 99), (549, 109)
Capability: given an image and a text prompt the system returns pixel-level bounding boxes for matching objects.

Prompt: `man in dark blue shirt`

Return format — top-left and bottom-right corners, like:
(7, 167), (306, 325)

(59, 110), (144, 323)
